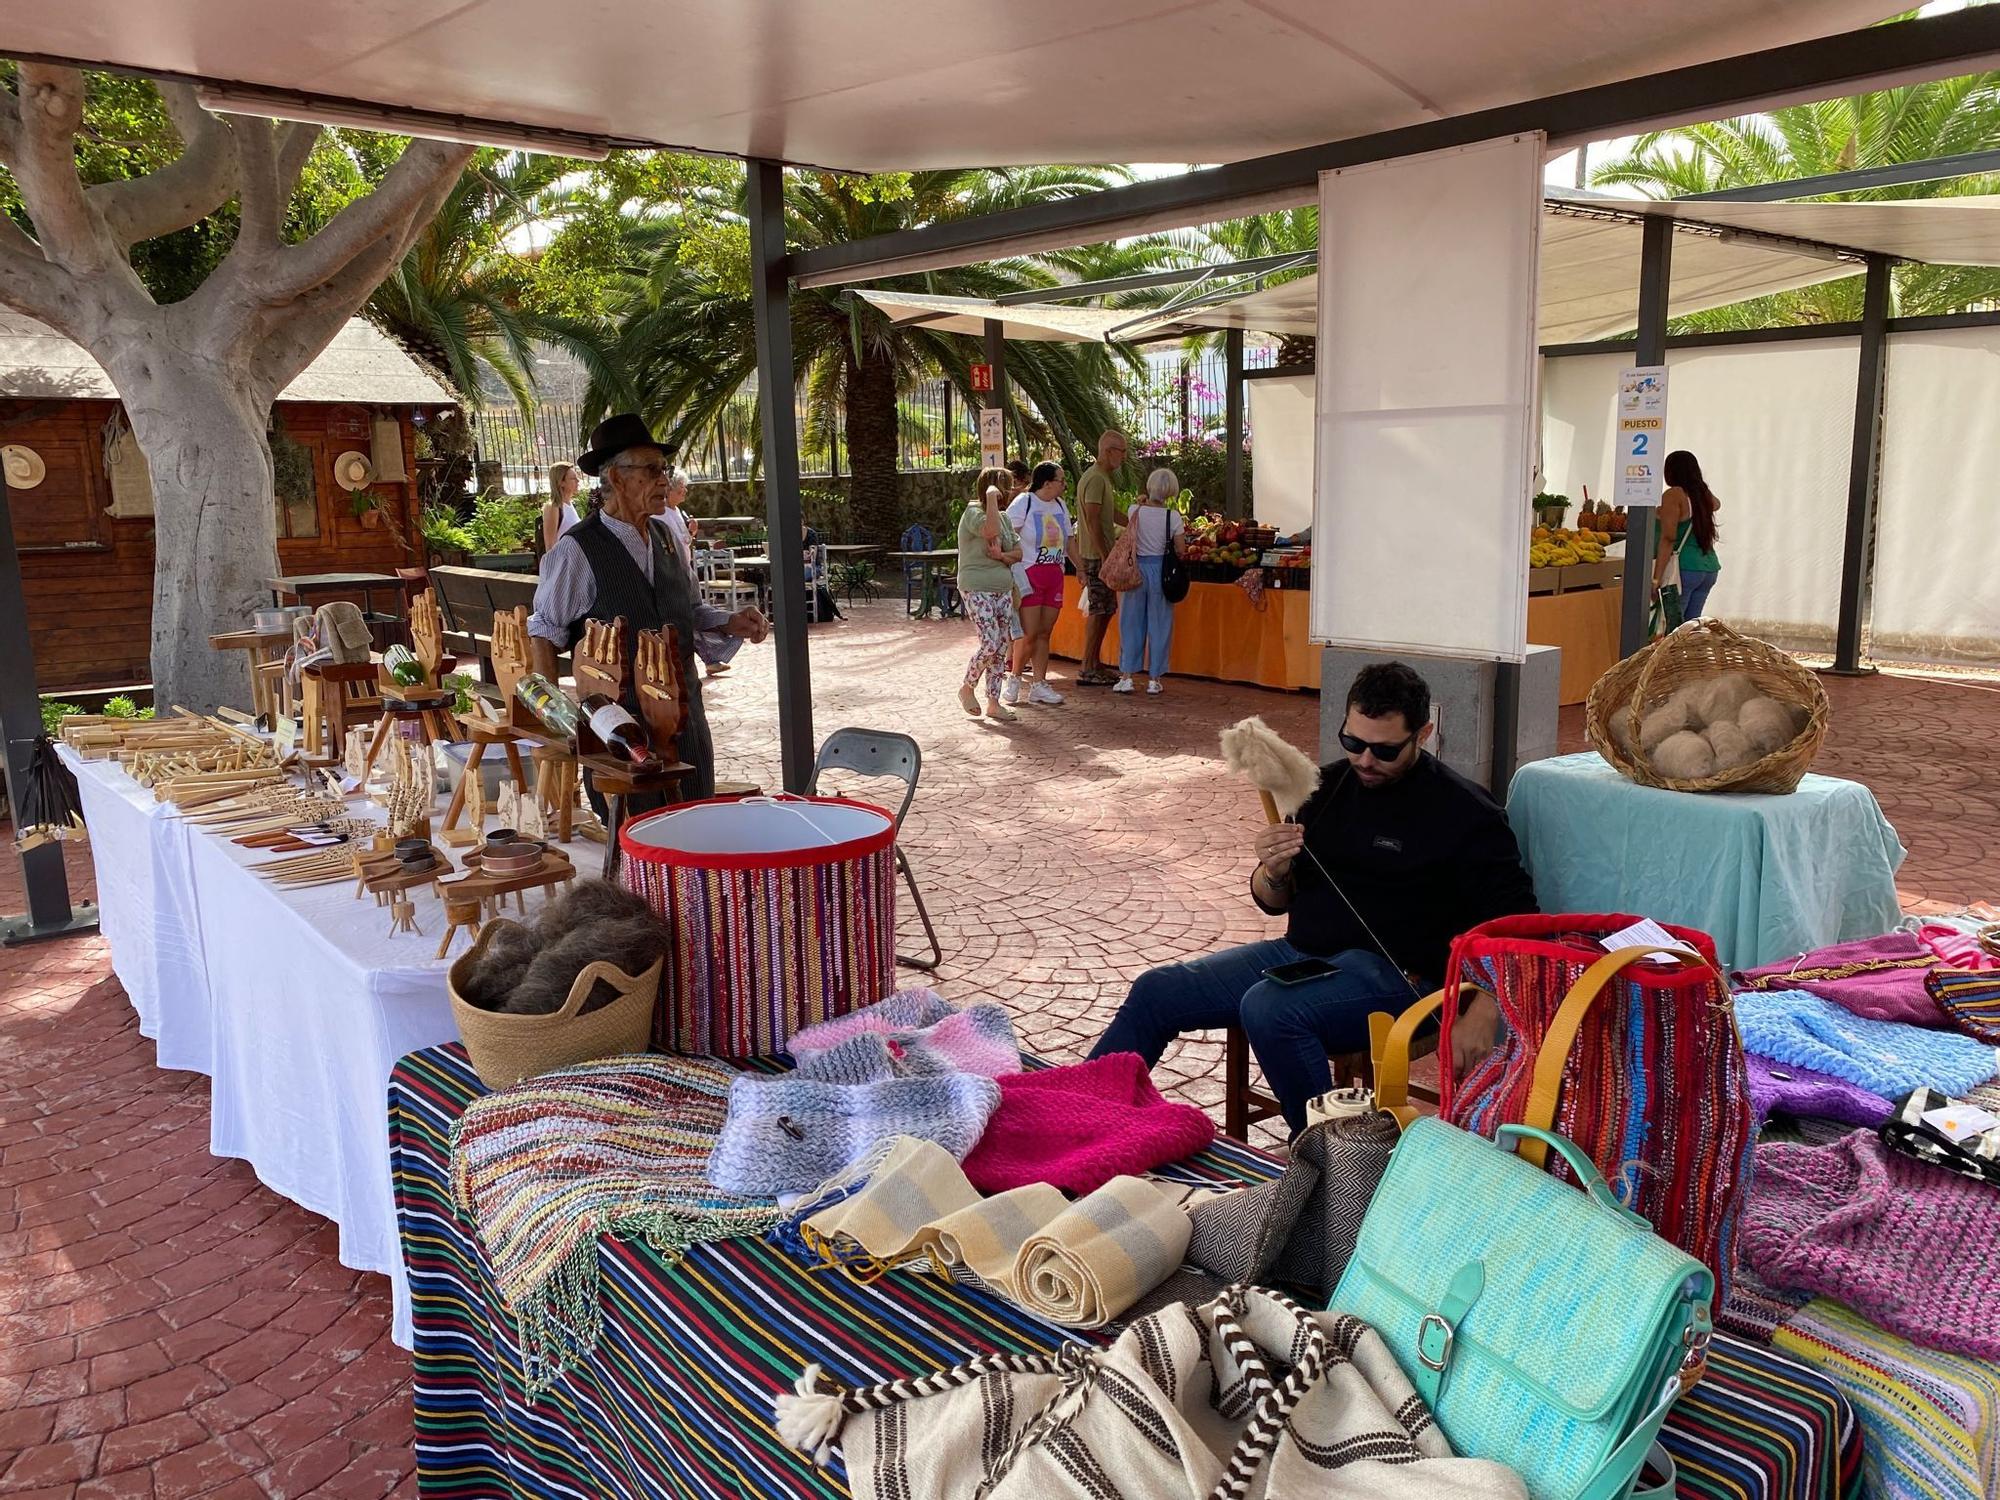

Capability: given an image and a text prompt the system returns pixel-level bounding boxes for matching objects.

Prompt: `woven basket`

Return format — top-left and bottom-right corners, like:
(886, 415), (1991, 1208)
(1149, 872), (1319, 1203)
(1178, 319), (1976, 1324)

(446, 919), (660, 1088)
(1585, 618), (1829, 795)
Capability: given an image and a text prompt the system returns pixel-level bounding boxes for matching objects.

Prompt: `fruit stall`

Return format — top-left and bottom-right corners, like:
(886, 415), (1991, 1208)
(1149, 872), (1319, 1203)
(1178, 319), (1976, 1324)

(1526, 497), (1630, 704)
(1050, 515), (1321, 691)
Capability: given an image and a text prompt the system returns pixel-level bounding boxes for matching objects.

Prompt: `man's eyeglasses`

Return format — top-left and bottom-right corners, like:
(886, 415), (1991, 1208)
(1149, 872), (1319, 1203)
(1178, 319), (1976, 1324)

(613, 461), (672, 480)
(1338, 729), (1415, 762)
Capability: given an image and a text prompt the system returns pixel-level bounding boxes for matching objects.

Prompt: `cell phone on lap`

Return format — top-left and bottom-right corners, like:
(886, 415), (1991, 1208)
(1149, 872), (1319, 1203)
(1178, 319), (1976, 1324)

(1262, 957), (1340, 986)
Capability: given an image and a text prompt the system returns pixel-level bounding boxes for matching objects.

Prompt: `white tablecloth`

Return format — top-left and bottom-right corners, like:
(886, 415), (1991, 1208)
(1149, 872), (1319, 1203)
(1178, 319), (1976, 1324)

(59, 745), (561, 1346)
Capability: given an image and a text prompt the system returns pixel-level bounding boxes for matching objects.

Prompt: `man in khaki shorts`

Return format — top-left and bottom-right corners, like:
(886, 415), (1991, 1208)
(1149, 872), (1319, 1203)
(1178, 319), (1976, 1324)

(1075, 429), (1128, 685)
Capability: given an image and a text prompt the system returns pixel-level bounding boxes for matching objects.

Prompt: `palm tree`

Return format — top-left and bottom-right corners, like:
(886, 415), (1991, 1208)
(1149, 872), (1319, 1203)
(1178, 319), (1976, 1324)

(1589, 73), (2000, 327)
(364, 151), (622, 410)
(584, 166), (1148, 544)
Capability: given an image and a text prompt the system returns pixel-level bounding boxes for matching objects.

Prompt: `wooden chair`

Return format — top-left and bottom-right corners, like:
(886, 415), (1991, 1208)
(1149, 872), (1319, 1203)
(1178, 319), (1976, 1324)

(1222, 987), (1453, 1140)
(301, 661), (382, 760)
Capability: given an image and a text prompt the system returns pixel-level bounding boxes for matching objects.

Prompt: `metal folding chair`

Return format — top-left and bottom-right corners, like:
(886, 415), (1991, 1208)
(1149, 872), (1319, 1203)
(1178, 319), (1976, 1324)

(808, 727), (942, 971)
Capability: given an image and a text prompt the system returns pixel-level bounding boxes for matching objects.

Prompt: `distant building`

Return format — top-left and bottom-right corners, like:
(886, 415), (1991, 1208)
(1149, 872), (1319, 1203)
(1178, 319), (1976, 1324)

(0, 314), (454, 691)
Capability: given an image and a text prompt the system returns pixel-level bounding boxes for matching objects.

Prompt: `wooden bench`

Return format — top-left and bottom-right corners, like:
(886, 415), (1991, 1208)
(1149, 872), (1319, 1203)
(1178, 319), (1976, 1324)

(430, 565), (566, 681)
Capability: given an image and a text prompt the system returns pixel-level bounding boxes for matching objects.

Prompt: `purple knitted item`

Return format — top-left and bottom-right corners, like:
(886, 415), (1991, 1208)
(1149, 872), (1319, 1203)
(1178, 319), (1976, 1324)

(1740, 1130), (2000, 1360)
(1745, 1054), (1894, 1128)
(787, 989), (1022, 1079)
(1734, 932), (1944, 1027)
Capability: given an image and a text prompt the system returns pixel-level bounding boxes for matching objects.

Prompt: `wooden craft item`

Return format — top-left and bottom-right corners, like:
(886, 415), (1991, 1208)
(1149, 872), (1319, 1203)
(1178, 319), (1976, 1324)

(439, 766), (486, 848)
(441, 720), (532, 835)
(408, 588), (447, 685)
(532, 746), (577, 844)
(486, 605), (545, 734)
(438, 845), (576, 920)
(631, 626), (687, 768)
(436, 896), (484, 960)
(571, 616), (629, 705)
(495, 783), (548, 843)
(388, 898), (421, 937)
(344, 726), (371, 783)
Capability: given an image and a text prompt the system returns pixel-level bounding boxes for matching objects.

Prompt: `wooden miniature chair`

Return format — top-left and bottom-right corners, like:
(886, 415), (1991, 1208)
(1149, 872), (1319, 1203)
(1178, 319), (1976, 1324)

(302, 661), (382, 759)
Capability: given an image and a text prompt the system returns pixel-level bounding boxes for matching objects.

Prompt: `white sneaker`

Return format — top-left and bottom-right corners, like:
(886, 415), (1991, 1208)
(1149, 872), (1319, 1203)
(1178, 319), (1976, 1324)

(998, 674), (1021, 706)
(1027, 681), (1065, 706)
(1112, 677), (1135, 694)
(1146, 680), (1165, 695)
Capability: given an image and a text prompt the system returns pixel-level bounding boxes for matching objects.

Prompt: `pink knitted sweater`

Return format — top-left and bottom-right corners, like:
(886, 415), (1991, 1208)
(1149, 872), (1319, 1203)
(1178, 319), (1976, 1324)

(961, 1052), (1215, 1196)
(1741, 1129), (2000, 1360)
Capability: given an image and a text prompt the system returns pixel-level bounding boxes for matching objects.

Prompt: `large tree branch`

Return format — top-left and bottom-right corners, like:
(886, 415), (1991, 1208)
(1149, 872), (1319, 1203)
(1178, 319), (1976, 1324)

(86, 82), (239, 247)
(275, 121), (323, 202)
(259, 138), (471, 302)
(0, 227), (82, 327)
(232, 115), (285, 255)
(5, 65), (117, 275)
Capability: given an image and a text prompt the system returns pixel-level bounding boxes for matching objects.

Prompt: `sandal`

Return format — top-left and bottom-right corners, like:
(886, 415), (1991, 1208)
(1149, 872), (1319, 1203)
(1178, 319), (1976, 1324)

(957, 686), (982, 717)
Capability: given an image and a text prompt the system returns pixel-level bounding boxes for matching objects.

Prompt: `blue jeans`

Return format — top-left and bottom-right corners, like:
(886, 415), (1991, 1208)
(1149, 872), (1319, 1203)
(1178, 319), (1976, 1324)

(1090, 939), (1412, 1135)
(1117, 556), (1173, 678)
(1681, 569), (1718, 619)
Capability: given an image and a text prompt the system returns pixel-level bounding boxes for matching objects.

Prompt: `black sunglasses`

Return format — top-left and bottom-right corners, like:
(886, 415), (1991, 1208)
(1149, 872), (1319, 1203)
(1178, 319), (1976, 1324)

(1338, 729), (1416, 762)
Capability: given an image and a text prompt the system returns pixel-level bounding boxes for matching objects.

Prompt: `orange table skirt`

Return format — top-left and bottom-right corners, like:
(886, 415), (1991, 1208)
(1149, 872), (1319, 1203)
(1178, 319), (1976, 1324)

(1527, 586), (1622, 705)
(1048, 577), (1320, 691)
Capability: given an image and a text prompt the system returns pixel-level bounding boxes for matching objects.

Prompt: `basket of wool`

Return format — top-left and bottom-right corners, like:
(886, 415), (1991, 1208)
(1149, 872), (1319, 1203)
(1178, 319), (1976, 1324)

(1586, 618), (1829, 794)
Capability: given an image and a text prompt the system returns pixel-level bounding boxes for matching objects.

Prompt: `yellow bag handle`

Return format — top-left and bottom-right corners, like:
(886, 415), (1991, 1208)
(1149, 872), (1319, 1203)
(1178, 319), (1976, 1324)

(1517, 944), (1713, 1168)
(1369, 985), (1482, 1130)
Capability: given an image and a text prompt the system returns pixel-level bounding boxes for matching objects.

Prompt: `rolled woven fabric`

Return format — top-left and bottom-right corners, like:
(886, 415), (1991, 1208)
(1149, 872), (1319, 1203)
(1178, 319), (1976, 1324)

(1013, 1175), (1195, 1328)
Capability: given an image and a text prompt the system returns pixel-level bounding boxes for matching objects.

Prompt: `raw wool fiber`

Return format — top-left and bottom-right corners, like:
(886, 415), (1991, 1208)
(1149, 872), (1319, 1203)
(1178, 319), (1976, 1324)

(1692, 671), (1761, 725)
(1734, 988), (1998, 1100)
(788, 988), (1023, 1078)
(1704, 719), (1755, 773)
(962, 1051), (1216, 1196)
(1739, 694), (1798, 756)
(1744, 1131), (2000, 1361)
(454, 879), (670, 1016)
(447, 1053), (779, 1395)
(1219, 715), (1320, 819)
(706, 1050), (1001, 1197)
(1652, 729), (1716, 780)
(1638, 693), (1696, 753)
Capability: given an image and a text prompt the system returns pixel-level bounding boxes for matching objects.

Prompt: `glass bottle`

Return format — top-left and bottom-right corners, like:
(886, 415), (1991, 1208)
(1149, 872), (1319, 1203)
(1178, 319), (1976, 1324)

(578, 693), (661, 768)
(514, 673), (580, 739)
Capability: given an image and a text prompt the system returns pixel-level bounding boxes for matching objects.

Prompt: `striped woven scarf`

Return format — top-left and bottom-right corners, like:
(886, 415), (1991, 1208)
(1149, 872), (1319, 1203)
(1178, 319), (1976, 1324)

(448, 1054), (781, 1394)
(1928, 967), (2000, 1043)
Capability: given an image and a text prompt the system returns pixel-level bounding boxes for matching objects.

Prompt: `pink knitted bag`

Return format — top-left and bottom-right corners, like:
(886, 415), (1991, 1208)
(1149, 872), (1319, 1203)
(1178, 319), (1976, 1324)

(962, 1052), (1215, 1195)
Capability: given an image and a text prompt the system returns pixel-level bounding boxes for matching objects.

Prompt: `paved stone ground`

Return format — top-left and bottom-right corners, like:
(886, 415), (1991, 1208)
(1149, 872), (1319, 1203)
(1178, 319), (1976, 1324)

(2, 599), (1995, 1496)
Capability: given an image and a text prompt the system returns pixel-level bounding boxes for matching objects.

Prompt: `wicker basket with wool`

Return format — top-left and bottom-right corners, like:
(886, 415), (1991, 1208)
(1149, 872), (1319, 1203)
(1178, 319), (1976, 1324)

(1586, 618), (1828, 794)
(446, 919), (661, 1088)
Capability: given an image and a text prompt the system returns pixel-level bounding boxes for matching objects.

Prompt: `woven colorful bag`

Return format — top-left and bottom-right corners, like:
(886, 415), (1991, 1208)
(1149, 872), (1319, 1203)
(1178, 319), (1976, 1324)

(1430, 913), (1754, 1300)
(1926, 966), (2000, 1043)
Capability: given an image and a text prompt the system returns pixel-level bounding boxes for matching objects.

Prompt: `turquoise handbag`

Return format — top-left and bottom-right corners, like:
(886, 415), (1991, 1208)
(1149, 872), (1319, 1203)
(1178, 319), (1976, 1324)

(1328, 1117), (1713, 1500)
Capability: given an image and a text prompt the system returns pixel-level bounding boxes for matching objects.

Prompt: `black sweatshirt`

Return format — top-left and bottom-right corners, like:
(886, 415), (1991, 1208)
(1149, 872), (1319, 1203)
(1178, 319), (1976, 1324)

(1254, 753), (1537, 984)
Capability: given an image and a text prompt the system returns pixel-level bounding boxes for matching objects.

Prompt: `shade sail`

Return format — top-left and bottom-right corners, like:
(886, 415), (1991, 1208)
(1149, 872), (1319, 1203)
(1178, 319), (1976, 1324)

(0, 1), (1899, 172)
(849, 292), (1137, 342)
(1123, 194), (2000, 346)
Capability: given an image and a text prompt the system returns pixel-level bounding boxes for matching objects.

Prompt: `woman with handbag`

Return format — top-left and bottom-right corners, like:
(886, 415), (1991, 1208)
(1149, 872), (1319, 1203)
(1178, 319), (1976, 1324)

(1653, 449), (1721, 620)
(956, 468), (1024, 721)
(1113, 468), (1187, 696)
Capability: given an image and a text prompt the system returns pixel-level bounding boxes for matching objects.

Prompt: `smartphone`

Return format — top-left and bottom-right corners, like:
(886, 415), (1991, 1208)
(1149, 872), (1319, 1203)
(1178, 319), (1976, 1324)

(1262, 957), (1340, 986)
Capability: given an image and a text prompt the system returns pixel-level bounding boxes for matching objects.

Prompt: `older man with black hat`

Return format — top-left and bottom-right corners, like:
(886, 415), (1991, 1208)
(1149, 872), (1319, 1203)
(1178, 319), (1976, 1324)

(527, 413), (768, 799)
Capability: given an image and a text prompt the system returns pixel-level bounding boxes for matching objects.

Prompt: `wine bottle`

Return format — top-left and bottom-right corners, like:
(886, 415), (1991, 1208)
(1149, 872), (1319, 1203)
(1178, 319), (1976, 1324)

(514, 673), (580, 739)
(578, 693), (661, 768)
(383, 644), (424, 687)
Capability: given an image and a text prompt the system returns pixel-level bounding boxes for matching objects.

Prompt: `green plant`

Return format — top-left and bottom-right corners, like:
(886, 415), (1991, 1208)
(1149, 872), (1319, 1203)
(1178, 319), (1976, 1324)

(420, 502), (476, 554)
(270, 422), (314, 506)
(103, 695), (141, 718)
(463, 489), (541, 554)
(40, 698), (82, 735)
(1533, 491), (1571, 512)
(441, 672), (479, 715)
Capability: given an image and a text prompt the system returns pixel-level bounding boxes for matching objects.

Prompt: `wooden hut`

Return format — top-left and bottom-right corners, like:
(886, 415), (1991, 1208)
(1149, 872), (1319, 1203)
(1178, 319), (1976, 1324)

(0, 312), (454, 691)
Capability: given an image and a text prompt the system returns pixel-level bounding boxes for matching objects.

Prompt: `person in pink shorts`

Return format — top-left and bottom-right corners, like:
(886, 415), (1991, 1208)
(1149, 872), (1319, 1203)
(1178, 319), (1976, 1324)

(1001, 462), (1080, 706)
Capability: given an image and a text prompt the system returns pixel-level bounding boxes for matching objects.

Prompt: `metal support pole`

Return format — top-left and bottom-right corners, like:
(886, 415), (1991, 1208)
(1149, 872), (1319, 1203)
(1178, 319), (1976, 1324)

(983, 318), (1009, 458)
(0, 473), (98, 945)
(1620, 215), (1673, 659)
(1224, 328), (1246, 519)
(941, 380), (953, 469)
(747, 159), (814, 793)
(1831, 254), (1893, 675)
(1489, 659), (1521, 800)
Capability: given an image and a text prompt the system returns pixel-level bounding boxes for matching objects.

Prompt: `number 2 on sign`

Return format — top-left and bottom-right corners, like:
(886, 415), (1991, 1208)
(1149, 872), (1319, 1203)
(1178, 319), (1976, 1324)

(1631, 432), (1649, 455)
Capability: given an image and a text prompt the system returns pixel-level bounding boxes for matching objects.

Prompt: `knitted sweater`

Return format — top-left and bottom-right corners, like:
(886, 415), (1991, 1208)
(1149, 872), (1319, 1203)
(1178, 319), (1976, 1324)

(1734, 989), (1997, 1100)
(1741, 1130), (2000, 1360)
(1745, 1054), (1893, 1129)
(962, 1052), (1215, 1196)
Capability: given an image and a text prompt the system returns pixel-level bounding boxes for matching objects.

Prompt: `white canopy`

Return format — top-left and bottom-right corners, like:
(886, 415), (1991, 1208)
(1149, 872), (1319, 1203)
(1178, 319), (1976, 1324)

(1120, 194), (2000, 346)
(2, 1), (1898, 171)
(850, 291), (1143, 342)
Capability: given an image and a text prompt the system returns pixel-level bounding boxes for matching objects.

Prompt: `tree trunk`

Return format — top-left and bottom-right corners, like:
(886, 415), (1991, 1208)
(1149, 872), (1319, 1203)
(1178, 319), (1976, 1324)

(113, 350), (282, 713)
(844, 348), (902, 547)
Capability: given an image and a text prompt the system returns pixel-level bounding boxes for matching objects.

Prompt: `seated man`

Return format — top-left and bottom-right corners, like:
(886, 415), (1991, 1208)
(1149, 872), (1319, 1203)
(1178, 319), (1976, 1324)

(1091, 661), (1535, 1136)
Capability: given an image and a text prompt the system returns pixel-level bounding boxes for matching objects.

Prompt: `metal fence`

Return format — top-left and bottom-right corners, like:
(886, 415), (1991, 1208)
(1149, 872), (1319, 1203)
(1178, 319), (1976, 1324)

(471, 348), (1273, 494)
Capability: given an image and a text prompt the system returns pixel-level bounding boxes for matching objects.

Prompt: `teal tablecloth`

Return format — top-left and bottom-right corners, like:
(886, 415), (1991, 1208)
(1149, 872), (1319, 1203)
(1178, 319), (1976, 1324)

(1506, 752), (1905, 969)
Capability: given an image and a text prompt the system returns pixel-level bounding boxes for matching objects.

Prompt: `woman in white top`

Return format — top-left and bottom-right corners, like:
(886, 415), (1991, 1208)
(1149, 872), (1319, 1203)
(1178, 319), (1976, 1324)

(1001, 462), (1080, 707)
(1115, 468), (1187, 695)
(540, 461), (583, 553)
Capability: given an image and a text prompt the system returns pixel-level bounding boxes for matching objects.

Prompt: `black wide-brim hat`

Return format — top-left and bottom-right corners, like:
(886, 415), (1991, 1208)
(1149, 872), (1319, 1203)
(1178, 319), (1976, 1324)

(577, 412), (678, 477)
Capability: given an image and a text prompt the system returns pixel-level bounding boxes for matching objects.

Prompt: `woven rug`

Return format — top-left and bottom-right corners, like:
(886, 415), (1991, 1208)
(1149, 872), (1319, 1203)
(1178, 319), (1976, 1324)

(449, 1052), (781, 1393)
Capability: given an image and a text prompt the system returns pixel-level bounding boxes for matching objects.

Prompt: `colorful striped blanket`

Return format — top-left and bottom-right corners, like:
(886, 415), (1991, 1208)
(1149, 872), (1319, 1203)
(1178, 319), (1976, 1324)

(448, 1052), (781, 1393)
